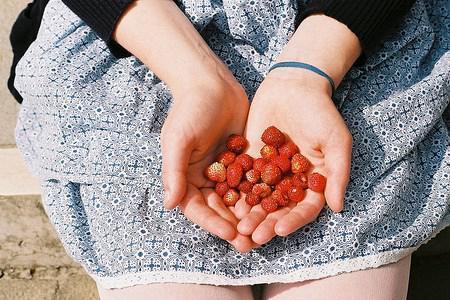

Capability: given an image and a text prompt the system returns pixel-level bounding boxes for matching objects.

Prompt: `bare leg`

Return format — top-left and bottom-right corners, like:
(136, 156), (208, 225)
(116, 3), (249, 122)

(263, 254), (411, 300)
(97, 282), (254, 300)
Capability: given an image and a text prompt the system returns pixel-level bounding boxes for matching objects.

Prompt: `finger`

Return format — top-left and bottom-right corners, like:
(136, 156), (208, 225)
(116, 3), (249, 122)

(227, 234), (259, 253)
(252, 207), (290, 244)
(322, 135), (352, 212)
(161, 129), (192, 209)
(274, 190), (325, 236)
(179, 185), (236, 240)
(203, 189), (239, 225)
(237, 205), (267, 235)
(233, 194), (252, 220)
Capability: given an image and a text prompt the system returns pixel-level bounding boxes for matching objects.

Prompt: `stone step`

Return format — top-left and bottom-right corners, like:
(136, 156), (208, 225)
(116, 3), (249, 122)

(0, 147), (41, 196)
(0, 148), (99, 299)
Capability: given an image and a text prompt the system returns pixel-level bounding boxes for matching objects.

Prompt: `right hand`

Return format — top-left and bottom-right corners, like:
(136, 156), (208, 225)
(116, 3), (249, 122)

(161, 74), (259, 252)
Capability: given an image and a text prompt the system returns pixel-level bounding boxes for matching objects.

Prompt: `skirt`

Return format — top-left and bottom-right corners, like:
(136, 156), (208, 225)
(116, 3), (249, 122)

(14, 0), (450, 289)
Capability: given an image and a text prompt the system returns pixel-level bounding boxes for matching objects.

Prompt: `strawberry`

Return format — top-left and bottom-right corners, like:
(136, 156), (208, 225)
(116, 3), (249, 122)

(272, 155), (291, 174)
(261, 126), (285, 148)
(245, 193), (261, 206)
(292, 173), (308, 189)
(291, 153), (310, 174)
(226, 162), (243, 188)
(226, 134), (247, 154)
(261, 163), (282, 185)
(287, 185), (305, 202)
(272, 189), (289, 207)
(252, 183), (272, 198)
(276, 177), (293, 195)
(238, 180), (253, 194)
(253, 158), (267, 173)
(215, 182), (229, 197)
(205, 162), (226, 182)
(260, 145), (278, 161)
(216, 150), (236, 167)
(278, 141), (299, 158)
(261, 196), (278, 213)
(308, 172), (326, 192)
(223, 189), (239, 206)
(235, 154), (253, 171)
(245, 169), (261, 184)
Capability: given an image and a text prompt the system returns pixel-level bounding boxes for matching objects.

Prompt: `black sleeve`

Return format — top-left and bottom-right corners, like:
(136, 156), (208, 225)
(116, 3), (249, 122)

(298, 0), (416, 55)
(8, 0), (50, 104)
(61, 0), (133, 58)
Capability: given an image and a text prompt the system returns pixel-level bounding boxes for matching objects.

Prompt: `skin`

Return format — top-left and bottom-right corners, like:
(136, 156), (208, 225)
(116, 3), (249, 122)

(114, 1), (361, 252)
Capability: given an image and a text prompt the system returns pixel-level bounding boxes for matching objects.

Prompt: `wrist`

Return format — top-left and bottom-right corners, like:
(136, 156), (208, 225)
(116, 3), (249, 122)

(276, 14), (361, 87)
(168, 59), (240, 98)
(266, 67), (332, 96)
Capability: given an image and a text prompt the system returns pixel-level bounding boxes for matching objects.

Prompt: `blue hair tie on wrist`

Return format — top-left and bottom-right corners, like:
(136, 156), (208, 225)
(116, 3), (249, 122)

(268, 61), (336, 96)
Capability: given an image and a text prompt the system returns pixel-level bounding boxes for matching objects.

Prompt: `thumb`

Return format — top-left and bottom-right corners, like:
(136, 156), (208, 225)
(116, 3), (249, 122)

(161, 129), (192, 210)
(322, 135), (352, 212)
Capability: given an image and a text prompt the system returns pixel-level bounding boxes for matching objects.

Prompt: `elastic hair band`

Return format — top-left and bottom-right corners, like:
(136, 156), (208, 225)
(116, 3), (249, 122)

(268, 61), (336, 96)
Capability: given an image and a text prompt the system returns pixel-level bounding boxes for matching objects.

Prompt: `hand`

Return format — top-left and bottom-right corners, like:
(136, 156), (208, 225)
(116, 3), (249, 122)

(161, 76), (258, 252)
(114, 0), (259, 251)
(235, 69), (353, 245)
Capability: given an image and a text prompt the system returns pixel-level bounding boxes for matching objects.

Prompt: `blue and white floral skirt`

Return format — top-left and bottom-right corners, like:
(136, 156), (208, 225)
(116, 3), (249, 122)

(14, 0), (450, 289)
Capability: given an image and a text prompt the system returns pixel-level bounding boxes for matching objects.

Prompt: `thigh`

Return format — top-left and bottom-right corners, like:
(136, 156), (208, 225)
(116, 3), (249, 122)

(97, 282), (254, 300)
(263, 255), (411, 300)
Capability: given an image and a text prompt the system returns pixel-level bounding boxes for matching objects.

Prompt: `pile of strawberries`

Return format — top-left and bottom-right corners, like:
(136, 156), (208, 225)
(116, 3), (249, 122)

(204, 126), (326, 213)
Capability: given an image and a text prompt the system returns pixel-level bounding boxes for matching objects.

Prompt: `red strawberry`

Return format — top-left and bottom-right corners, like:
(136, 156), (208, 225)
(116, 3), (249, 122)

(226, 163), (243, 188)
(252, 183), (272, 198)
(235, 154), (253, 171)
(226, 134), (247, 154)
(261, 126), (285, 148)
(308, 172), (326, 192)
(261, 163), (282, 185)
(288, 185), (305, 202)
(272, 155), (291, 174)
(245, 193), (261, 206)
(238, 180), (253, 194)
(253, 158), (267, 173)
(276, 177), (293, 195)
(205, 162), (226, 182)
(216, 150), (236, 167)
(278, 141), (299, 158)
(245, 169), (261, 184)
(223, 189), (239, 206)
(261, 196), (278, 212)
(272, 189), (289, 207)
(215, 182), (229, 197)
(260, 145), (278, 161)
(292, 173), (308, 189)
(291, 153), (310, 174)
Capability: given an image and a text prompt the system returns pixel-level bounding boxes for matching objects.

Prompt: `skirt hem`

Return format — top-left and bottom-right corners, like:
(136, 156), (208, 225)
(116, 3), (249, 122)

(90, 218), (450, 289)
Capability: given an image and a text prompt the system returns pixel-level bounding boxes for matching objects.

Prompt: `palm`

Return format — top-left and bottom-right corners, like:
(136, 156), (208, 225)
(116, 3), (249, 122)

(235, 76), (352, 245)
(172, 134), (258, 252)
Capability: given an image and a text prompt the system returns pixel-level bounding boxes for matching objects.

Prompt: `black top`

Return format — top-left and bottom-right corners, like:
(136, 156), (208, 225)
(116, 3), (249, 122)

(8, 0), (415, 103)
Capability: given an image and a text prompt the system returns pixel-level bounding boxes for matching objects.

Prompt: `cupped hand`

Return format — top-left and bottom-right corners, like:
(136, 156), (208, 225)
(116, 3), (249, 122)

(235, 69), (353, 245)
(161, 73), (258, 252)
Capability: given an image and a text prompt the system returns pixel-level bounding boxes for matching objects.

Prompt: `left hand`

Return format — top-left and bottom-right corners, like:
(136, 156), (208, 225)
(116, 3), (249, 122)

(234, 68), (353, 245)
